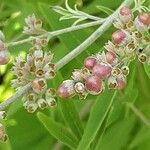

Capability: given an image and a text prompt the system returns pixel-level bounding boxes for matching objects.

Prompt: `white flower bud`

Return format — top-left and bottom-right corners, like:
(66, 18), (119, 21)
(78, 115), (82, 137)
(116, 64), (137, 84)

(26, 101), (38, 113)
(0, 111), (6, 119)
(46, 88), (56, 99)
(74, 82), (85, 93)
(46, 98), (57, 107)
(37, 98), (48, 109)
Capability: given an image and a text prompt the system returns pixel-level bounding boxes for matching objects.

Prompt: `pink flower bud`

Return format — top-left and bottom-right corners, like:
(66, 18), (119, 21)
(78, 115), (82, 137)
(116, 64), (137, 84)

(112, 30), (131, 46)
(92, 63), (112, 79)
(105, 51), (117, 64)
(0, 51), (10, 65)
(32, 78), (47, 93)
(57, 80), (75, 99)
(117, 78), (126, 90)
(138, 12), (150, 26)
(119, 6), (132, 23)
(85, 75), (103, 95)
(135, 13), (150, 32)
(84, 57), (96, 70)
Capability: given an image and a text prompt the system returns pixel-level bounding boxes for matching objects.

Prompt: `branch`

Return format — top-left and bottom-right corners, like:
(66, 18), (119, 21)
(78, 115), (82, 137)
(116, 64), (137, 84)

(0, 0), (134, 111)
(7, 20), (104, 47)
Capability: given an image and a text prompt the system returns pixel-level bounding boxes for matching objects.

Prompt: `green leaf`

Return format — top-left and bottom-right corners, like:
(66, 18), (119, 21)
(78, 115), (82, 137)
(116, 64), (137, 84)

(77, 90), (117, 150)
(96, 5), (114, 15)
(52, 72), (84, 140)
(144, 64), (150, 79)
(37, 112), (79, 150)
(95, 116), (135, 150)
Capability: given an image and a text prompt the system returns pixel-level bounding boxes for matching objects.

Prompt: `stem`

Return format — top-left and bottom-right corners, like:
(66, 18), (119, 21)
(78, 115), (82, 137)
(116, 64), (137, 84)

(55, 0), (134, 70)
(0, 0), (134, 111)
(7, 20), (104, 47)
(127, 102), (150, 128)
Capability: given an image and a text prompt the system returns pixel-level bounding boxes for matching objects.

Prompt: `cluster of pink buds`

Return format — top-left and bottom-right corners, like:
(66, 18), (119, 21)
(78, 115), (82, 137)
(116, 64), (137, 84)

(57, 6), (150, 100)
(0, 111), (8, 142)
(11, 47), (56, 113)
(57, 51), (128, 100)
(23, 14), (43, 35)
(0, 31), (10, 65)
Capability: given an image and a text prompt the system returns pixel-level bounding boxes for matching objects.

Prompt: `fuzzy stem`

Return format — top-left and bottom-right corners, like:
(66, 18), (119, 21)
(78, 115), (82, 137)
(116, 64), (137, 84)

(127, 102), (150, 128)
(0, 0), (134, 111)
(7, 20), (104, 47)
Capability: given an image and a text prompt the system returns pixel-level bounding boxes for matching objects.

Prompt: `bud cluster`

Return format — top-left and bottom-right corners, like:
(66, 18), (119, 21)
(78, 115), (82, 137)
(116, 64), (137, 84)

(0, 31), (10, 65)
(23, 14), (43, 35)
(0, 111), (8, 142)
(11, 47), (56, 113)
(57, 7), (150, 100)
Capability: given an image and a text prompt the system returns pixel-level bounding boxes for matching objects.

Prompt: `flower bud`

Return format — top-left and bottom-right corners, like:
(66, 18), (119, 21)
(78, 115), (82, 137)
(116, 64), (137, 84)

(32, 78), (47, 93)
(138, 53), (147, 63)
(121, 66), (129, 76)
(0, 51), (10, 65)
(85, 75), (103, 95)
(112, 30), (131, 46)
(46, 88), (56, 98)
(84, 57), (96, 70)
(119, 6), (132, 23)
(37, 98), (48, 109)
(57, 80), (75, 99)
(116, 77), (126, 90)
(92, 63), (112, 79)
(74, 82), (85, 93)
(108, 76), (117, 89)
(105, 51), (117, 64)
(111, 67), (121, 76)
(26, 101), (38, 113)
(72, 69), (83, 81)
(0, 111), (6, 119)
(46, 98), (57, 107)
(135, 12), (150, 32)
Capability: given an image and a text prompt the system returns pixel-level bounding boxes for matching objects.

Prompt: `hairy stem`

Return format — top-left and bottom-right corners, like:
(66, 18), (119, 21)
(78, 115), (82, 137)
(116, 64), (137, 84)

(0, 0), (134, 111)
(7, 20), (104, 47)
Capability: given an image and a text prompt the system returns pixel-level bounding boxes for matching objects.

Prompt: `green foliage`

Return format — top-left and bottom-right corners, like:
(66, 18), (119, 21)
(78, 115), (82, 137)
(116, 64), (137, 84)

(0, 0), (150, 150)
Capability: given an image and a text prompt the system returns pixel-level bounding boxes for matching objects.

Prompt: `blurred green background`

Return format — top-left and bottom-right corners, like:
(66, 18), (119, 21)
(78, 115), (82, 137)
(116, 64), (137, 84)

(0, 0), (150, 149)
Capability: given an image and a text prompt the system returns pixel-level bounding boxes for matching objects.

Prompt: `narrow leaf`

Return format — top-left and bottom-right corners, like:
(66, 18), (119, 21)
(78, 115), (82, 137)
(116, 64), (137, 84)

(77, 90), (117, 150)
(37, 112), (78, 150)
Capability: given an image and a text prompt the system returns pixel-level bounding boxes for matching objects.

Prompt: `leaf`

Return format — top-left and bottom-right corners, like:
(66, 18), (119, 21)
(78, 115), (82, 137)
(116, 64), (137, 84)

(144, 64), (150, 79)
(52, 72), (84, 140)
(37, 112), (79, 150)
(95, 116), (135, 150)
(77, 90), (117, 150)
(96, 5), (114, 15)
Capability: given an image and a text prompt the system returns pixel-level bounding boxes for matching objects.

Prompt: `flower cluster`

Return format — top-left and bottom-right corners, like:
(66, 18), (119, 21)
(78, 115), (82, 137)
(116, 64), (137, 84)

(0, 31), (10, 65)
(57, 6), (150, 100)
(11, 47), (57, 113)
(0, 111), (8, 142)
(23, 14), (43, 35)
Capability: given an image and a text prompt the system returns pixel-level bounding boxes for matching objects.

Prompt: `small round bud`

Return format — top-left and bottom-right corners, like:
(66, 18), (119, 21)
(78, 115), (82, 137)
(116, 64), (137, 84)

(72, 69), (83, 81)
(138, 53), (147, 63)
(105, 51), (117, 64)
(46, 98), (57, 107)
(117, 78), (126, 90)
(92, 63), (112, 79)
(112, 30), (131, 46)
(0, 111), (6, 119)
(108, 76), (117, 89)
(0, 51), (10, 65)
(121, 66), (129, 76)
(84, 57), (96, 70)
(26, 101), (38, 113)
(37, 98), (48, 109)
(32, 78), (47, 94)
(111, 67), (121, 76)
(74, 82), (85, 93)
(85, 75), (103, 95)
(46, 88), (56, 98)
(119, 6), (132, 23)
(135, 13), (150, 32)
(57, 80), (75, 99)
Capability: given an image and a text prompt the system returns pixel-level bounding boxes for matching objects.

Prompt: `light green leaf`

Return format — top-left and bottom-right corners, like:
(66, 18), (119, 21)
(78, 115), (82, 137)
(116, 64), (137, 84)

(77, 90), (117, 150)
(37, 112), (79, 150)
